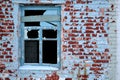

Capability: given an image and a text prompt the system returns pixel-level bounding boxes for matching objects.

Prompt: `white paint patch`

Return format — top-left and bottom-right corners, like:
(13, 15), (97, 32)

(19, 65), (59, 70)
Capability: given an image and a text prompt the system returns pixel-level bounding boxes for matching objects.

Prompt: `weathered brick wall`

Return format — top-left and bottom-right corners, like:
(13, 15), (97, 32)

(0, 0), (117, 80)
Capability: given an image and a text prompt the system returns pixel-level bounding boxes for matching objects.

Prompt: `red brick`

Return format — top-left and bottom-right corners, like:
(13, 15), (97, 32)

(92, 34), (97, 37)
(84, 23), (94, 27)
(66, 1), (73, 5)
(68, 41), (78, 44)
(0, 7), (2, 10)
(7, 26), (13, 29)
(9, 51), (13, 55)
(105, 49), (109, 52)
(0, 64), (5, 69)
(5, 78), (10, 80)
(102, 30), (106, 33)
(9, 30), (14, 32)
(34, 0), (40, 3)
(95, 23), (101, 26)
(64, 7), (71, 11)
(10, 8), (13, 11)
(0, 11), (3, 14)
(0, 15), (5, 18)
(64, 37), (70, 40)
(1, 33), (9, 36)
(9, 22), (14, 25)
(6, 56), (12, 58)
(71, 38), (76, 40)
(65, 78), (72, 80)
(24, 78), (27, 80)
(92, 64), (101, 67)
(5, 11), (9, 14)
(0, 70), (3, 73)
(0, 56), (4, 58)
(86, 30), (94, 33)
(2, 51), (8, 55)
(70, 19), (79, 22)
(77, 0), (85, 4)
(79, 56), (84, 59)
(9, 59), (13, 62)
(68, 33), (79, 37)
(79, 45), (82, 48)
(82, 75), (88, 78)
(6, 48), (11, 51)
(86, 27), (93, 29)
(96, 30), (101, 33)
(80, 48), (84, 51)
(86, 34), (90, 37)
(71, 16), (76, 19)
(81, 20), (85, 22)
(3, 43), (8, 47)
(80, 34), (84, 37)
(68, 48), (74, 52)
(2, 4), (6, 7)
(92, 42), (96, 44)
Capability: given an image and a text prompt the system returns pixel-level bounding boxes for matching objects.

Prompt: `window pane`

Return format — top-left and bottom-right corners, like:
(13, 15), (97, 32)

(24, 10), (46, 26)
(41, 21), (58, 27)
(24, 40), (39, 63)
(42, 40), (57, 64)
(43, 30), (57, 38)
(26, 30), (39, 38)
(25, 22), (40, 26)
(25, 10), (46, 16)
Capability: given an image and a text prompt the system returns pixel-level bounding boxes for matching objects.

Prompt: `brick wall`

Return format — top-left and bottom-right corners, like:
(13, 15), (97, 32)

(0, 0), (117, 80)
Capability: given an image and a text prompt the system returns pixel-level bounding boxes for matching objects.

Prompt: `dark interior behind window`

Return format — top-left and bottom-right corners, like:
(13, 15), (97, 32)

(24, 10), (46, 26)
(42, 40), (57, 64)
(25, 40), (39, 63)
(43, 30), (57, 38)
(25, 10), (46, 16)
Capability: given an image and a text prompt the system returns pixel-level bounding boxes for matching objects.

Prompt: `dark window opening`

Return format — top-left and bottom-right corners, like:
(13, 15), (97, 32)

(25, 22), (40, 26)
(27, 30), (39, 38)
(24, 10), (46, 26)
(25, 10), (46, 16)
(43, 30), (57, 38)
(42, 40), (57, 64)
(25, 40), (39, 63)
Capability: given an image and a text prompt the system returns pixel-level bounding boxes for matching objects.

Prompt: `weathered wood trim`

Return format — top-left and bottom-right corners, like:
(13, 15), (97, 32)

(21, 15), (60, 22)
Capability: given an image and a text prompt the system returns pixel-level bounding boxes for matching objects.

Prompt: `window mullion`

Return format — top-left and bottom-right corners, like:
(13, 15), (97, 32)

(57, 23), (61, 68)
(21, 8), (25, 66)
(39, 26), (42, 65)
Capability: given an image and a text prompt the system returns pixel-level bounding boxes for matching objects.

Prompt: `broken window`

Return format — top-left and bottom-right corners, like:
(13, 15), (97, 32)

(25, 40), (39, 63)
(43, 40), (57, 64)
(21, 5), (61, 68)
(43, 30), (57, 38)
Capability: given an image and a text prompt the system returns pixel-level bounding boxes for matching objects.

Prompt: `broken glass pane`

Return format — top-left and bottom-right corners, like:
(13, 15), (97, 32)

(25, 10), (46, 26)
(25, 40), (39, 63)
(43, 9), (58, 15)
(40, 21), (58, 27)
(25, 10), (46, 16)
(26, 29), (39, 38)
(42, 40), (57, 64)
(25, 22), (40, 26)
(43, 30), (57, 38)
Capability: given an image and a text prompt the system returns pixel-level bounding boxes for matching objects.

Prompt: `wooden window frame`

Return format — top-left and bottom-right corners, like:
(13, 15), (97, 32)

(20, 5), (61, 68)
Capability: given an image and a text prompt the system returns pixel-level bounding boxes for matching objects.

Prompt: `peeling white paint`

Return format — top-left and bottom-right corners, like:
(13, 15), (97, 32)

(19, 65), (59, 70)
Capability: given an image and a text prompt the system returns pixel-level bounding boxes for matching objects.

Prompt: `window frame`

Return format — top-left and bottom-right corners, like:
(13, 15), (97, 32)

(20, 5), (61, 68)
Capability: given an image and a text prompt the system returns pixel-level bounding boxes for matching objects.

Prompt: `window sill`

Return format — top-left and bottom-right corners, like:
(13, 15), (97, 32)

(19, 65), (59, 70)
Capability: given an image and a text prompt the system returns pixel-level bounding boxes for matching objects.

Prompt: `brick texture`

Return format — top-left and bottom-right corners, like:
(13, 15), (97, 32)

(0, 0), (116, 80)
